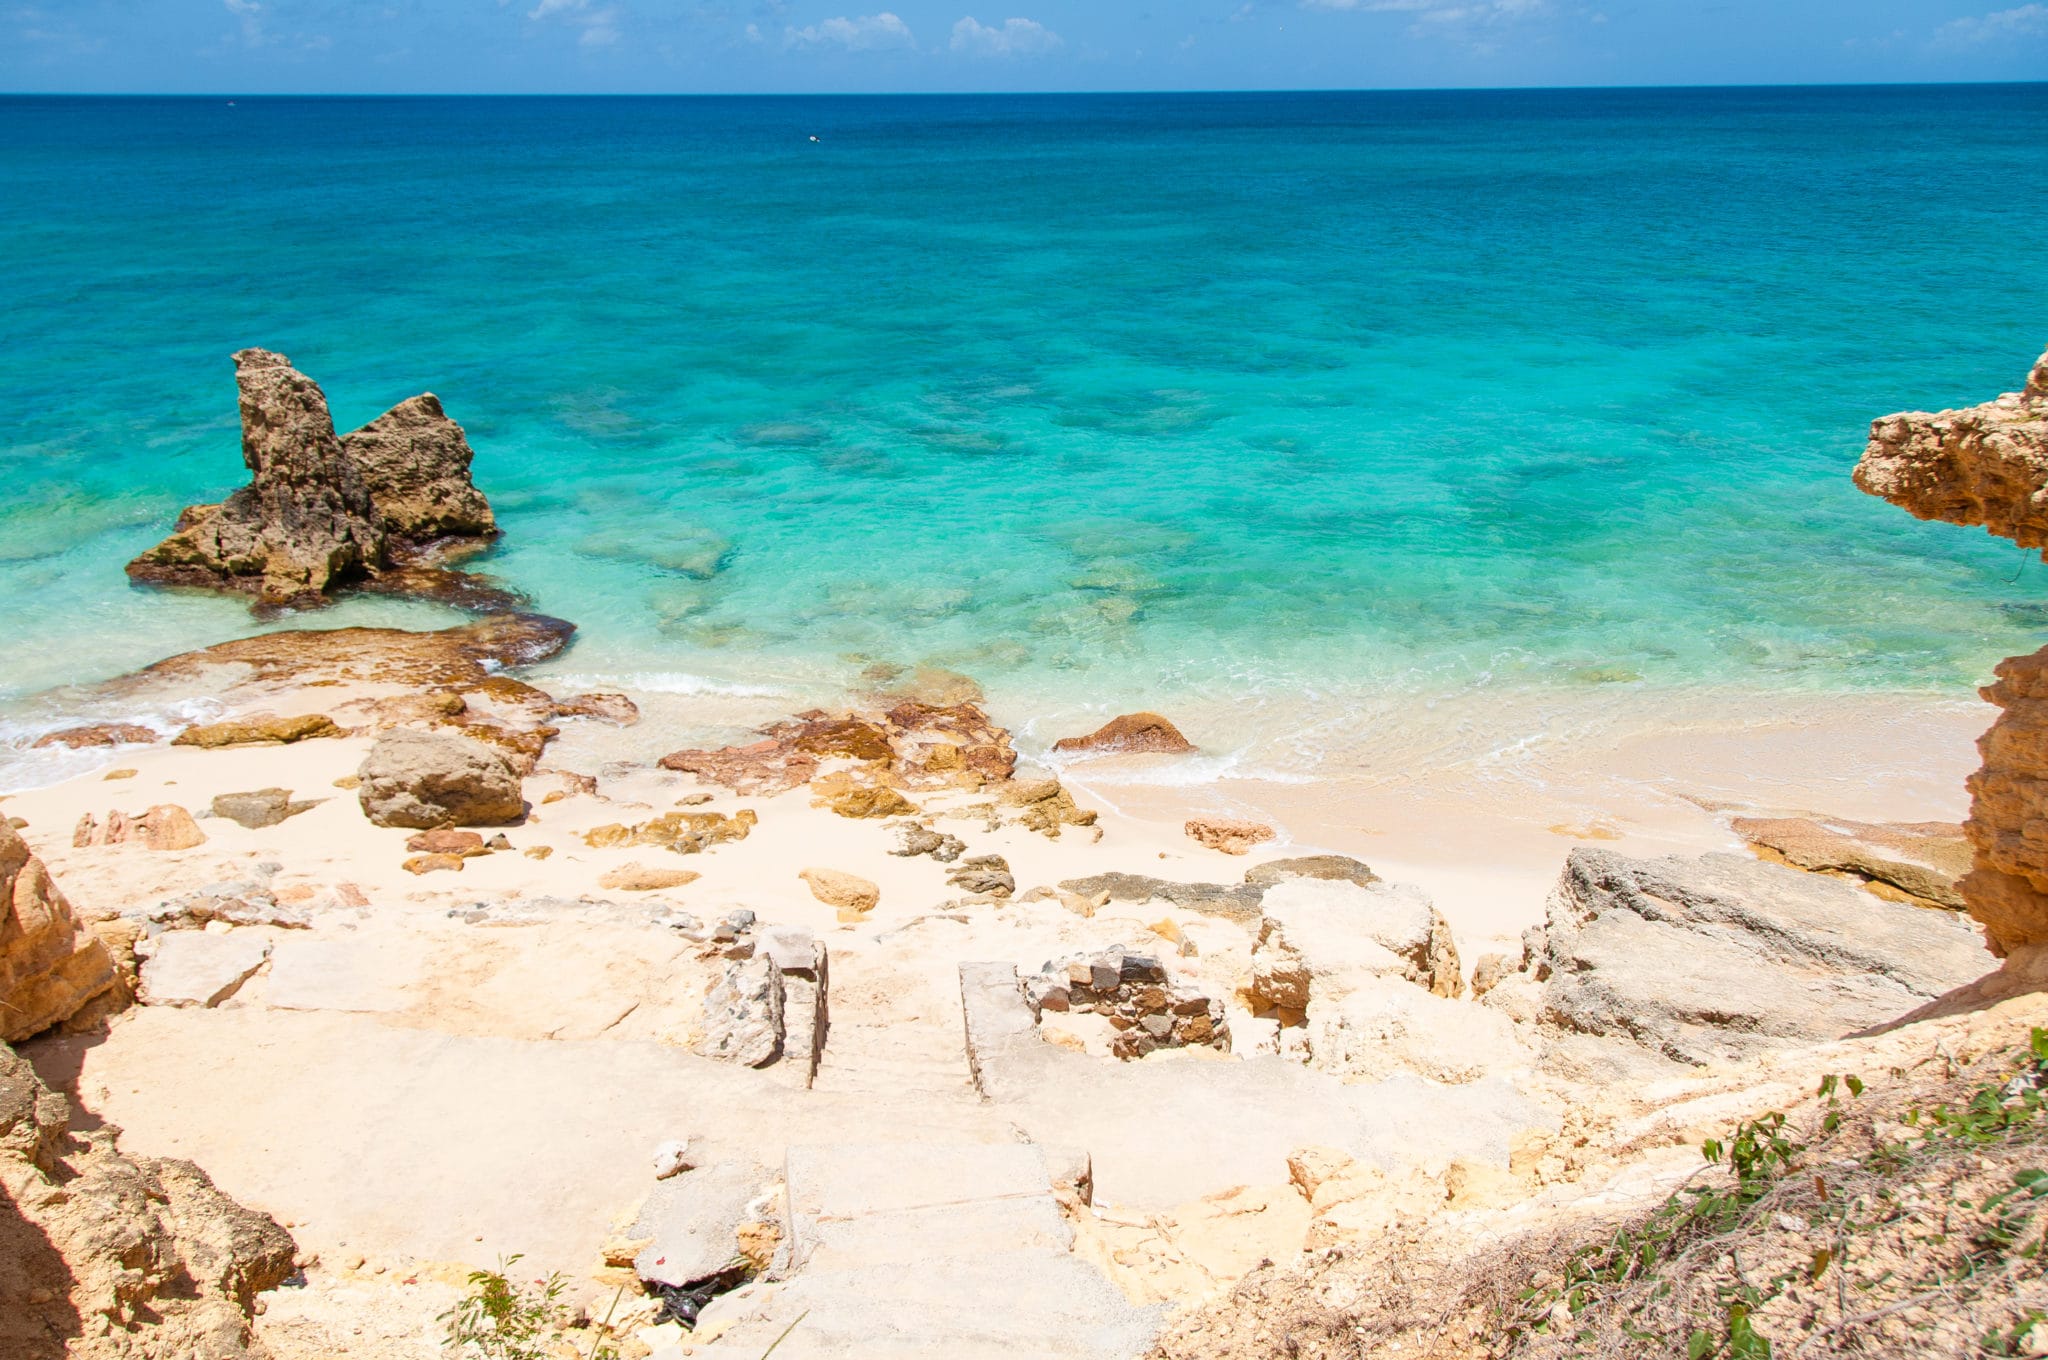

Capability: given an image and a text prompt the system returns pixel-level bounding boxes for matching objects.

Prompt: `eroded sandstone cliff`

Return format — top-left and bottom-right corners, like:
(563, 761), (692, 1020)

(1856, 344), (2048, 958)
(1, 1042), (297, 1360)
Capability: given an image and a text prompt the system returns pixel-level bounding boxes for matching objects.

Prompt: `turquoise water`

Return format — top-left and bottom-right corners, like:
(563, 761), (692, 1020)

(3, 87), (2046, 727)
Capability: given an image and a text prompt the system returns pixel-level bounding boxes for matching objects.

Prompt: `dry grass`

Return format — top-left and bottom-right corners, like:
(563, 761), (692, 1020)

(1155, 1031), (2048, 1360)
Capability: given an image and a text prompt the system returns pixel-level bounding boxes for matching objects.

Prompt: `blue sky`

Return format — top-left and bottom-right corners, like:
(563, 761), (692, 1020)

(4, 0), (2046, 92)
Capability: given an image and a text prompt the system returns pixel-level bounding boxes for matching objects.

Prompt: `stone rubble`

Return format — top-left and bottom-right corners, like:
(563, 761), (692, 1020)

(1021, 945), (1230, 1060)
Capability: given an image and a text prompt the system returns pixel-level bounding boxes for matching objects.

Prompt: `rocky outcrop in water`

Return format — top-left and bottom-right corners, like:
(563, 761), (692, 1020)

(127, 349), (500, 609)
(1854, 346), (2048, 957)
(1, 820), (122, 1044)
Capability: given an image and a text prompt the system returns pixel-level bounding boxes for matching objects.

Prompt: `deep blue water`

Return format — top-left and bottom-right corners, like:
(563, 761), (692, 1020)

(2, 87), (2046, 718)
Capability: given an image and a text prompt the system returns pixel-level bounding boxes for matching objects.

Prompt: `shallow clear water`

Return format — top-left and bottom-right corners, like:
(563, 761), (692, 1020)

(3, 87), (2046, 734)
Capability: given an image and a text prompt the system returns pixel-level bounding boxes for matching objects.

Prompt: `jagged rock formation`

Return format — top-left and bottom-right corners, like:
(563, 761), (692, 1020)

(1, 820), (121, 1044)
(1854, 345), (2048, 548)
(1854, 345), (2048, 957)
(338, 392), (496, 543)
(127, 349), (499, 609)
(0, 1042), (296, 1360)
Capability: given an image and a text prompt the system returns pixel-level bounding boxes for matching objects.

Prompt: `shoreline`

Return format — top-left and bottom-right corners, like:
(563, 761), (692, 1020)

(2, 630), (1990, 961)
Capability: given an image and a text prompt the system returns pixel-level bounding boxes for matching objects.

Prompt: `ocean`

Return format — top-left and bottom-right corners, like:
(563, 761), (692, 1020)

(3, 85), (2046, 779)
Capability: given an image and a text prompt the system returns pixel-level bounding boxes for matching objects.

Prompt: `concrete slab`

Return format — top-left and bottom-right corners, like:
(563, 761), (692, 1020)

(138, 930), (271, 1008)
(260, 936), (417, 1013)
(628, 1161), (763, 1288)
(692, 1250), (1164, 1360)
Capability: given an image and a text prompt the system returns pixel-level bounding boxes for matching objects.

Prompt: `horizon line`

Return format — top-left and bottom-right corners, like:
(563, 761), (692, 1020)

(6, 78), (2046, 99)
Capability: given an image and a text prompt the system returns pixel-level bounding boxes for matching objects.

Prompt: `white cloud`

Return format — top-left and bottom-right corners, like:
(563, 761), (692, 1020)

(949, 15), (1062, 55)
(785, 11), (916, 49)
(1934, 3), (2048, 46)
(223, 0), (265, 46)
(1301, 0), (1548, 51)
(524, 0), (624, 48)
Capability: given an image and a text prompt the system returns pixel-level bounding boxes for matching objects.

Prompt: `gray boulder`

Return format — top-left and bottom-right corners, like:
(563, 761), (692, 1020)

(1536, 849), (1990, 1067)
(356, 728), (524, 829)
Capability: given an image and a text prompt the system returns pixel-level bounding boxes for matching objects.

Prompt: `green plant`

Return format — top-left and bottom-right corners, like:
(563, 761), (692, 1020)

(441, 1254), (585, 1360)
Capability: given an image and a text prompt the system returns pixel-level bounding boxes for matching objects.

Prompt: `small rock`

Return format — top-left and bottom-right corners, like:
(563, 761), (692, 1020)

(799, 867), (879, 916)
(551, 692), (640, 725)
(946, 854), (1015, 899)
(818, 784), (920, 819)
(1243, 855), (1379, 890)
(174, 714), (341, 748)
(1184, 815), (1276, 856)
(713, 909), (758, 943)
(1051, 712), (1195, 755)
(211, 788), (314, 830)
(403, 853), (465, 875)
(486, 833), (512, 850)
(405, 829), (490, 857)
(32, 722), (158, 750)
(1119, 953), (1166, 984)
(600, 864), (702, 892)
(141, 805), (206, 851)
(523, 845), (554, 860)
(1469, 952), (1513, 998)
(104, 769), (137, 780)
(653, 1139), (695, 1180)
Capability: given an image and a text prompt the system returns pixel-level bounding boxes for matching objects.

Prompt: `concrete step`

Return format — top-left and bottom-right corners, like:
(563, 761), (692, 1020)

(688, 1250), (1162, 1360)
(681, 1143), (1161, 1360)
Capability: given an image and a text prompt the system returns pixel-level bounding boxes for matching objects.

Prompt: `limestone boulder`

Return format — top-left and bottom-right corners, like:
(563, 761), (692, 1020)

(661, 702), (1018, 796)
(0, 1041), (297, 1360)
(356, 728), (524, 828)
(1305, 977), (1522, 1085)
(1851, 346), (2048, 957)
(1251, 878), (1463, 1010)
(1, 821), (121, 1042)
(1535, 849), (1989, 1066)
(1243, 855), (1379, 891)
(1733, 813), (1969, 909)
(947, 855), (1016, 899)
